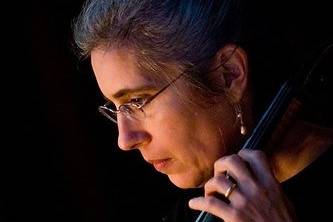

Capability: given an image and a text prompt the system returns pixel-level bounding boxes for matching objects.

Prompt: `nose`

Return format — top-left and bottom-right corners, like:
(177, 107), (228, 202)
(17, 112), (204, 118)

(117, 115), (151, 151)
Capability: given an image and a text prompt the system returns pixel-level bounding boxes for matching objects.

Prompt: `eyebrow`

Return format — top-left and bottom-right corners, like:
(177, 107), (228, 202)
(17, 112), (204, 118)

(111, 86), (157, 100)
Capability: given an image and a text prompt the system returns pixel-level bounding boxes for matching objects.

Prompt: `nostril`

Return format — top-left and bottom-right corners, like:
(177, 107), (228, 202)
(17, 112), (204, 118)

(117, 116), (151, 150)
(118, 135), (134, 149)
(128, 144), (139, 150)
(118, 131), (151, 151)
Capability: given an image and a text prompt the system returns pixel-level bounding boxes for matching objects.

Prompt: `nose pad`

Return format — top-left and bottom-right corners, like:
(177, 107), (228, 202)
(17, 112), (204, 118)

(117, 115), (151, 151)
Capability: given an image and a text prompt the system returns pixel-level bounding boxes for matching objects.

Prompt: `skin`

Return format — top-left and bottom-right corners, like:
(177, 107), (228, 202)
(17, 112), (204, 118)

(189, 150), (296, 221)
(89, 45), (332, 221)
(90, 46), (242, 188)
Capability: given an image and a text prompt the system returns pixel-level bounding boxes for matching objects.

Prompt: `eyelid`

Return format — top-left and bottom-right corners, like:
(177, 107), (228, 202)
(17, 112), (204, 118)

(129, 95), (150, 106)
(130, 94), (150, 101)
(104, 90), (155, 108)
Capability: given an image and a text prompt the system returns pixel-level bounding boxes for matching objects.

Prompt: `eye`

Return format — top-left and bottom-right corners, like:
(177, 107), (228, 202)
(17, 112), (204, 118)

(130, 97), (147, 107)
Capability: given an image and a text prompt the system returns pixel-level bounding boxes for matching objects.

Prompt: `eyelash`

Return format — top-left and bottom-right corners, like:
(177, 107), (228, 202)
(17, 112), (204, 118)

(130, 97), (144, 104)
(109, 94), (151, 109)
(128, 95), (149, 105)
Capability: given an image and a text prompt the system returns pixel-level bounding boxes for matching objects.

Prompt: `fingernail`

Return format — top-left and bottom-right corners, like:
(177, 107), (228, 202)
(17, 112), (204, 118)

(188, 198), (199, 208)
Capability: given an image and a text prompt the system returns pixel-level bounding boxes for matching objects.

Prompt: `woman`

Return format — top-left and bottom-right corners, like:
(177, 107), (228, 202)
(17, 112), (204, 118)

(73, 0), (333, 221)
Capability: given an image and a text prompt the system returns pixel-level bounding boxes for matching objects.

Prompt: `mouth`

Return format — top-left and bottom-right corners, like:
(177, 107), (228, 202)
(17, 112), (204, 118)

(148, 158), (172, 172)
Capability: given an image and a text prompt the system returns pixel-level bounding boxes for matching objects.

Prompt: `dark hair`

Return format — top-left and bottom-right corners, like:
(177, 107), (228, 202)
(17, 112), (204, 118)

(74, 0), (241, 59)
(73, 0), (242, 98)
(73, 0), (293, 115)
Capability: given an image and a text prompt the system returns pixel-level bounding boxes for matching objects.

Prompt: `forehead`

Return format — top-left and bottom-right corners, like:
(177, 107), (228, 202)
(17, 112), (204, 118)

(91, 48), (182, 99)
(91, 48), (154, 98)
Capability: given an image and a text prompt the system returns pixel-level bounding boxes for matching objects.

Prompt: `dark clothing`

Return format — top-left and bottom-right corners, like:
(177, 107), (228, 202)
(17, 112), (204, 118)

(282, 147), (332, 222)
(163, 147), (332, 222)
(162, 188), (203, 222)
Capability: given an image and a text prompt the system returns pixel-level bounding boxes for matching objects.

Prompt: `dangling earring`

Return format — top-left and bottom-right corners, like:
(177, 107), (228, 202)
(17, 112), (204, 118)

(235, 104), (247, 135)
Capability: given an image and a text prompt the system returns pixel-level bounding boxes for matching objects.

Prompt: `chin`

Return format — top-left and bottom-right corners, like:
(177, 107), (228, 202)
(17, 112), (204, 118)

(168, 172), (206, 189)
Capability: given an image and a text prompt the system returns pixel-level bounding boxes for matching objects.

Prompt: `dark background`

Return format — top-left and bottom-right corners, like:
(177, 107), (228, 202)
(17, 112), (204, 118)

(3, 1), (182, 222)
(1, 1), (332, 222)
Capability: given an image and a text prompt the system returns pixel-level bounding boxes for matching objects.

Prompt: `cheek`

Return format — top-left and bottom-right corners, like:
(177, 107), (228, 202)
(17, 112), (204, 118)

(147, 97), (228, 183)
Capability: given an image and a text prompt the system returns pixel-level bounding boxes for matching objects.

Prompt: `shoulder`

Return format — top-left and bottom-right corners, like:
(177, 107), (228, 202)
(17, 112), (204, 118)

(282, 145), (333, 221)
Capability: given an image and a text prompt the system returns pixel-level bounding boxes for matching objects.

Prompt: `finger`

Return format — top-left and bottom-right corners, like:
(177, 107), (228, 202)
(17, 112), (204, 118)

(214, 154), (254, 183)
(238, 149), (277, 185)
(204, 174), (239, 201)
(189, 196), (235, 221)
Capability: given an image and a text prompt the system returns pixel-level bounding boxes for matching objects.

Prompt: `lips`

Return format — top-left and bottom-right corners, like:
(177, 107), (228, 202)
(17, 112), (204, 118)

(148, 158), (172, 172)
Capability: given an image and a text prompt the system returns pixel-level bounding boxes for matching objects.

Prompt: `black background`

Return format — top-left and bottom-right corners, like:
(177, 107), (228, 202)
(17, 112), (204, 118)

(1, 1), (332, 222)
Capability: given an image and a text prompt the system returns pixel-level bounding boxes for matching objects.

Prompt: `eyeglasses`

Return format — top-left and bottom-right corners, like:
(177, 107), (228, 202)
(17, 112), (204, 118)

(98, 47), (237, 124)
(98, 71), (186, 124)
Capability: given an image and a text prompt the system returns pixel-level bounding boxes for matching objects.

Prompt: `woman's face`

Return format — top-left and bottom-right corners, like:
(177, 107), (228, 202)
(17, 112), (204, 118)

(91, 48), (239, 188)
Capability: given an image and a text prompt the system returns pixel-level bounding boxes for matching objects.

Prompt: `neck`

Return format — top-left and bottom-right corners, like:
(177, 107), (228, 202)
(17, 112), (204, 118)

(266, 100), (333, 182)
(271, 120), (333, 182)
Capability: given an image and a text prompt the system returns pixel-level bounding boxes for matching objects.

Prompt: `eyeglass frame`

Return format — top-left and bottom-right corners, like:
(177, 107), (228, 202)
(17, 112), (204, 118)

(98, 70), (187, 124)
(98, 46), (237, 124)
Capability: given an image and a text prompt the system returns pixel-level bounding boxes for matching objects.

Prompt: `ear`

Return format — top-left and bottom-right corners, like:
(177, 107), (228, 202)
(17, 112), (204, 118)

(214, 44), (248, 103)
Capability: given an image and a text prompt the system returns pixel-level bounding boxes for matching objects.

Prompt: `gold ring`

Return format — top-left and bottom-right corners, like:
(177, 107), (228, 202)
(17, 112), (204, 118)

(224, 183), (237, 198)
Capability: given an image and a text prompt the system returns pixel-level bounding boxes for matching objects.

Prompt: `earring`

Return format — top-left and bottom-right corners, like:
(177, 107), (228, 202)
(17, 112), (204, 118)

(235, 104), (247, 135)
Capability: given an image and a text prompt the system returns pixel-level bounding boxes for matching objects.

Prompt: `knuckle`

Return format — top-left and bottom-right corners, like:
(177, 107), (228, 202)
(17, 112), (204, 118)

(250, 183), (261, 196)
(236, 196), (250, 209)
(243, 180), (261, 197)
(230, 209), (244, 221)
(214, 157), (225, 169)
(204, 178), (215, 190)
(213, 159), (220, 169)
(229, 154), (241, 162)
(239, 149), (266, 159)
(205, 196), (218, 208)
(215, 154), (241, 168)
(252, 150), (266, 159)
(224, 154), (241, 166)
(238, 148), (249, 156)
(250, 183), (275, 203)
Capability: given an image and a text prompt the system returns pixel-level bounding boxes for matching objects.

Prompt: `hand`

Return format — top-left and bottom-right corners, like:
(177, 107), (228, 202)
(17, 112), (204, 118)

(189, 150), (296, 222)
